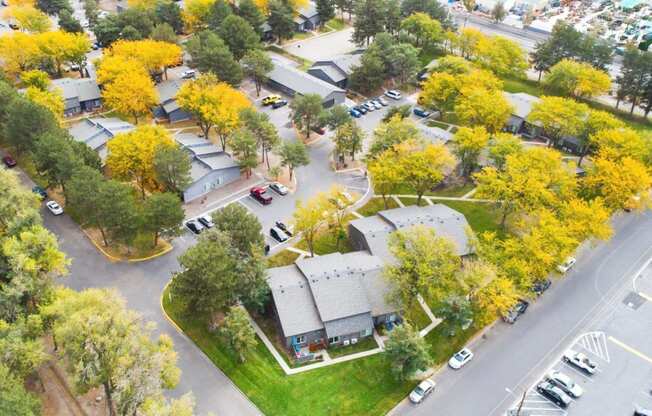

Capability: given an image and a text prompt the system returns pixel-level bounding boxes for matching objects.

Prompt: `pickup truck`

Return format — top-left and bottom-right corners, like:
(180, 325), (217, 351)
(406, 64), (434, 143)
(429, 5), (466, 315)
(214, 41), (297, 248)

(250, 187), (272, 205)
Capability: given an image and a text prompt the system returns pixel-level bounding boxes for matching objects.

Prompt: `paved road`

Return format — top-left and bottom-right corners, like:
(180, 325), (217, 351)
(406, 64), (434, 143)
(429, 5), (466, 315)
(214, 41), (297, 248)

(390, 210), (652, 416)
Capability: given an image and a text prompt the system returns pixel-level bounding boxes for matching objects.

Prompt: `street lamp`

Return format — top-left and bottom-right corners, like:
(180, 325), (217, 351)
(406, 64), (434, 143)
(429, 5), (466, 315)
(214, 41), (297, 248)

(505, 387), (527, 416)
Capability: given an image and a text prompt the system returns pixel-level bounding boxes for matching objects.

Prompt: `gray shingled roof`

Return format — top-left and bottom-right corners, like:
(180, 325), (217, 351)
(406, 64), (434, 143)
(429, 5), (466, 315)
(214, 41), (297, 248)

(174, 132), (239, 181)
(310, 65), (347, 83)
(416, 123), (453, 144)
(51, 78), (101, 102)
(503, 91), (540, 119)
(268, 59), (345, 98)
(324, 313), (373, 339)
(68, 117), (135, 160)
(297, 0), (317, 18)
(268, 266), (324, 337)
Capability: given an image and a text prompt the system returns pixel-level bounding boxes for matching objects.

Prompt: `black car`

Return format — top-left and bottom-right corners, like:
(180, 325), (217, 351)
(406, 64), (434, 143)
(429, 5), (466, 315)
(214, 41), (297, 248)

(197, 215), (214, 229)
(185, 220), (204, 235)
(531, 279), (551, 296)
(536, 381), (571, 408)
(32, 186), (47, 200)
(272, 99), (288, 109)
(354, 105), (367, 115)
(502, 299), (529, 324)
(275, 221), (292, 236)
(270, 226), (289, 243)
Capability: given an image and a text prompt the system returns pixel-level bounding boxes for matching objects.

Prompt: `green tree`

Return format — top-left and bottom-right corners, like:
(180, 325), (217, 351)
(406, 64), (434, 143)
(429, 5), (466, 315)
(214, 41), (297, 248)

(527, 96), (588, 149)
(32, 132), (82, 193)
(367, 115), (421, 159)
(239, 107), (280, 168)
(155, 0), (184, 33)
(352, 0), (386, 46)
(487, 132), (522, 170)
(491, 1), (505, 22)
(153, 145), (192, 195)
(186, 30), (242, 86)
(241, 49), (273, 97)
(218, 15), (260, 61)
(143, 192), (184, 246)
(316, 0), (335, 26)
(383, 104), (412, 122)
(323, 104), (352, 131)
(219, 306), (257, 363)
(384, 322), (432, 380)
(151, 23), (178, 43)
(400, 12), (444, 48)
(58, 9), (83, 33)
(333, 121), (364, 161)
(5, 97), (58, 156)
(267, 0), (294, 41)
(212, 202), (264, 255)
(401, 0), (453, 29)
(452, 126), (489, 179)
(0, 317), (47, 380)
(397, 140), (455, 205)
(349, 50), (385, 93)
(207, 0), (232, 29)
(290, 93), (325, 139)
(433, 295), (473, 333)
(229, 128), (259, 178)
(0, 363), (41, 416)
(616, 47), (652, 113)
(385, 225), (460, 309)
(236, 0), (264, 33)
(37, 0), (72, 15)
(278, 140), (310, 180)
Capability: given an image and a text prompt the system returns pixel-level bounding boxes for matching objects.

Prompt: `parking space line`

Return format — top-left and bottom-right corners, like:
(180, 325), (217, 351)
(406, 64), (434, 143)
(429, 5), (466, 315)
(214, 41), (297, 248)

(608, 336), (652, 364)
(558, 362), (595, 381)
(639, 291), (652, 302)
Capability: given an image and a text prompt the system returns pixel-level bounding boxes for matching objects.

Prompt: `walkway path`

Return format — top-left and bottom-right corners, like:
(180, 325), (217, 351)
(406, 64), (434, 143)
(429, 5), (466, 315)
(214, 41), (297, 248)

(377, 194), (495, 203)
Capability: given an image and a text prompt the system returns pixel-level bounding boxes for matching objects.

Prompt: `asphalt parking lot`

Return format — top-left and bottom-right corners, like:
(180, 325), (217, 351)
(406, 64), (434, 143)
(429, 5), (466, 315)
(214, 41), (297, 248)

(507, 262), (652, 416)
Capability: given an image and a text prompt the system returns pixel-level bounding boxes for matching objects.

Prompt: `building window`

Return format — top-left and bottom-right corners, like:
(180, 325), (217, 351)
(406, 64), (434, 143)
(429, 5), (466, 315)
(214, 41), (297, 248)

(328, 336), (340, 344)
(361, 328), (371, 337)
(295, 335), (305, 344)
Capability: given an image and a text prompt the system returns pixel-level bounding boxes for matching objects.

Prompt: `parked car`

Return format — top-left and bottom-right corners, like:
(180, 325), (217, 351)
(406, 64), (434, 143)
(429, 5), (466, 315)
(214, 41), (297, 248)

(531, 279), (552, 296)
(370, 100), (382, 110)
(311, 126), (326, 135)
(363, 102), (376, 112)
(270, 226), (289, 243)
(635, 405), (652, 416)
(9, 22), (18, 30)
(2, 155), (17, 167)
(185, 220), (204, 235)
(275, 221), (293, 236)
(197, 215), (214, 229)
(32, 186), (47, 200)
(413, 107), (431, 118)
(272, 99), (288, 109)
(448, 348), (473, 369)
(269, 182), (288, 195)
(354, 105), (367, 115)
(46, 201), (63, 216)
(502, 299), (529, 324)
(409, 379), (436, 404)
(562, 349), (598, 375)
(91, 42), (100, 50)
(377, 96), (389, 106)
(546, 370), (583, 398)
(262, 95), (281, 106)
(557, 257), (576, 274)
(181, 69), (196, 79)
(536, 381), (572, 408)
(385, 90), (402, 100)
(349, 108), (362, 118)
(250, 187), (272, 205)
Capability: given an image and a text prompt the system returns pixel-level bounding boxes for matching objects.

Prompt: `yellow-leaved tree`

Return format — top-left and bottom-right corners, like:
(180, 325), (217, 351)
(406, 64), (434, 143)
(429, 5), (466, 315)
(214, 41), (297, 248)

(475, 35), (527, 78)
(36, 31), (91, 77)
(291, 191), (332, 257)
(96, 55), (147, 85)
(367, 149), (403, 209)
(454, 87), (513, 133)
(451, 126), (490, 179)
(527, 96), (588, 149)
(544, 59), (611, 99)
(3, 5), (50, 32)
(106, 40), (183, 79)
(176, 73), (251, 150)
(25, 87), (64, 122)
(0, 32), (41, 77)
(107, 125), (176, 198)
(102, 71), (158, 124)
(183, 0), (215, 31)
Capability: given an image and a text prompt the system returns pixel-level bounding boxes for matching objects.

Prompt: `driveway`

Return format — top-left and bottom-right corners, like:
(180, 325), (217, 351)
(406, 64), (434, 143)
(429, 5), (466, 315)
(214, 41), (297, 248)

(282, 28), (359, 62)
(389, 210), (652, 416)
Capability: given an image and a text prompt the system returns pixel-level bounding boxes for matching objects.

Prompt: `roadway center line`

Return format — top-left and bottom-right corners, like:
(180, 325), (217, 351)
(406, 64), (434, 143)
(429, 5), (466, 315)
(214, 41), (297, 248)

(608, 336), (652, 365)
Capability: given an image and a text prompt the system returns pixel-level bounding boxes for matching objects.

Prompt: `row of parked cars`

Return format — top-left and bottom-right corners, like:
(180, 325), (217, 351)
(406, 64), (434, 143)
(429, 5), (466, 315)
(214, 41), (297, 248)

(348, 90), (402, 118)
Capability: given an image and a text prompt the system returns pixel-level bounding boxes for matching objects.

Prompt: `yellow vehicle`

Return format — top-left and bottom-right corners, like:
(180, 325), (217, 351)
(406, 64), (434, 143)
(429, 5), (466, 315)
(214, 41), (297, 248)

(262, 95), (281, 106)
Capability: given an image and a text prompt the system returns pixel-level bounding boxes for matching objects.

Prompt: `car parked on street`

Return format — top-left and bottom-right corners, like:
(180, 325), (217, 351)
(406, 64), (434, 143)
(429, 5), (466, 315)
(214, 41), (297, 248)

(311, 126), (326, 135)
(363, 102), (376, 112)
(563, 349), (598, 375)
(197, 215), (214, 229)
(32, 186), (47, 200)
(370, 100), (382, 109)
(409, 379), (436, 404)
(557, 257), (576, 273)
(349, 108), (362, 118)
(531, 279), (552, 296)
(272, 99), (288, 109)
(269, 182), (288, 195)
(634, 405), (652, 416)
(354, 105), (367, 115)
(385, 90), (402, 100)
(250, 186), (272, 205)
(502, 299), (529, 324)
(2, 155), (17, 167)
(270, 226), (289, 243)
(275, 221), (292, 236)
(413, 107), (431, 118)
(185, 220), (204, 235)
(546, 371), (583, 398)
(536, 381), (572, 408)
(448, 348), (473, 369)
(262, 95), (281, 106)
(377, 96), (389, 106)
(46, 201), (63, 216)
(181, 69), (196, 79)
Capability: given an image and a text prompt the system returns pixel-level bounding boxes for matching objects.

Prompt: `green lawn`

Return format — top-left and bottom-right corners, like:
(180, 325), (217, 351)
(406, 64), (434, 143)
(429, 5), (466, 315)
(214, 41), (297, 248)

(328, 336), (378, 358)
(296, 224), (354, 255)
(424, 320), (480, 364)
(404, 301), (432, 331)
(325, 18), (347, 31)
(391, 183), (474, 198)
(356, 197), (399, 217)
(438, 200), (503, 236)
(266, 250), (300, 268)
(163, 287), (415, 416)
(501, 76), (545, 97)
(399, 197), (428, 207)
(426, 120), (451, 130)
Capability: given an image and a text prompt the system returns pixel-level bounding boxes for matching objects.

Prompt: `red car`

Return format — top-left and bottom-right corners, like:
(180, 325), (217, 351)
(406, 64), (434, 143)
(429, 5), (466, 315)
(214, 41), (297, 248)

(250, 187), (272, 205)
(2, 155), (17, 168)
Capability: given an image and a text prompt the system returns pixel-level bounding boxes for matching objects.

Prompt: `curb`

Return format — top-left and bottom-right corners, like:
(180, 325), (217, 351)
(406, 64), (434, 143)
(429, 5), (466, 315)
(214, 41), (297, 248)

(80, 228), (121, 263)
(127, 241), (174, 263)
(159, 283), (265, 416)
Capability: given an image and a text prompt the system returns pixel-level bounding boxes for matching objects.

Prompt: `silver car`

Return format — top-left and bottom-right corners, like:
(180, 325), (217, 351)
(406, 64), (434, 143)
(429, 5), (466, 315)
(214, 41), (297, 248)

(546, 370), (583, 398)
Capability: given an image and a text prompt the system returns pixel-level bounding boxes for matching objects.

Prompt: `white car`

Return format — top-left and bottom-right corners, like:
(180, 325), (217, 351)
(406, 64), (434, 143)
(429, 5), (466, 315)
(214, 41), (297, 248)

(557, 257), (576, 274)
(546, 370), (583, 398)
(181, 69), (196, 79)
(46, 200), (63, 216)
(448, 347), (473, 369)
(562, 349), (598, 375)
(385, 90), (402, 100)
(269, 182), (289, 195)
(409, 379), (436, 404)
(371, 100), (382, 109)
